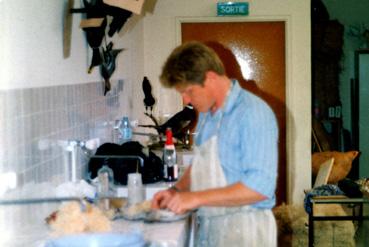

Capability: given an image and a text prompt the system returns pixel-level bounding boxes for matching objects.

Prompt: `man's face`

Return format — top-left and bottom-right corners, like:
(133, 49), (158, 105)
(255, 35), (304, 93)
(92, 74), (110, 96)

(175, 80), (215, 113)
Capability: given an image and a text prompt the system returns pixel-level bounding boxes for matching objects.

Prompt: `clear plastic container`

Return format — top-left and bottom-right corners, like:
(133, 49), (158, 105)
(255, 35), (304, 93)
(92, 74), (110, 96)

(127, 173), (145, 206)
(97, 165), (114, 196)
(97, 165), (114, 210)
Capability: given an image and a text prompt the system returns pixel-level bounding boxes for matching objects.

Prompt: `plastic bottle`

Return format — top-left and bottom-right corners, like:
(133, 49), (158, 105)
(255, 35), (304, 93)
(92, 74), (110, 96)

(163, 128), (178, 181)
(120, 116), (132, 143)
(97, 164), (114, 210)
(98, 164), (114, 191)
(127, 173), (145, 206)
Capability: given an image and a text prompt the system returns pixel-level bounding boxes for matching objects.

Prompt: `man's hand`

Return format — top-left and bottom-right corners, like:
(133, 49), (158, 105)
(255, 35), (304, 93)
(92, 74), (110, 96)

(151, 166), (192, 212)
(151, 189), (177, 210)
(151, 189), (199, 214)
(166, 191), (199, 214)
(152, 182), (268, 213)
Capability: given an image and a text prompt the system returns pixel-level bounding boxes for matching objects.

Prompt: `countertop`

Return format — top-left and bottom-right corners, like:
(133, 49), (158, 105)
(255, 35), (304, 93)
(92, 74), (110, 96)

(0, 211), (191, 247)
(0, 195), (192, 247)
(111, 217), (191, 247)
(0, 179), (194, 247)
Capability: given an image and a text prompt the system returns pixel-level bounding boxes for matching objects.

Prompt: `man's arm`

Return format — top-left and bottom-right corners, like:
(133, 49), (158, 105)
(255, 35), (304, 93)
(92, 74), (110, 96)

(166, 182), (267, 214)
(170, 165), (191, 191)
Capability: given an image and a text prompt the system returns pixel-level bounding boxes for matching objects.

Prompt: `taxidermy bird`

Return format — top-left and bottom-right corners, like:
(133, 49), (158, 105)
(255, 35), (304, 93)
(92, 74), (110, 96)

(100, 42), (124, 95)
(71, 0), (132, 74)
(312, 151), (359, 184)
(139, 104), (196, 140)
(71, 0), (107, 73)
(72, 0), (133, 37)
(69, 0), (135, 95)
(83, 19), (107, 73)
(142, 76), (156, 114)
(104, 4), (133, 37)
(158, 104), (196, 138)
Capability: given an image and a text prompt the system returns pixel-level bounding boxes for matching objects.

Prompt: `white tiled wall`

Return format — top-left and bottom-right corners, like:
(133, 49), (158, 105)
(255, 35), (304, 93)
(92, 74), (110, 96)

(0, 80), (127, 197)
(0, 80), (133, 246)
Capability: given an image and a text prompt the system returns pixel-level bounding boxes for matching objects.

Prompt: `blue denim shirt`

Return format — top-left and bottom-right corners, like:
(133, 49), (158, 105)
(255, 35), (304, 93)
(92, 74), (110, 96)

(194, 80), (278, 209)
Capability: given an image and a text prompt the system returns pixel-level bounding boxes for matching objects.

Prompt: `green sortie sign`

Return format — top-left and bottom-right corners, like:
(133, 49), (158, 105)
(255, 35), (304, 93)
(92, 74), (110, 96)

(217, 2), (249, 16)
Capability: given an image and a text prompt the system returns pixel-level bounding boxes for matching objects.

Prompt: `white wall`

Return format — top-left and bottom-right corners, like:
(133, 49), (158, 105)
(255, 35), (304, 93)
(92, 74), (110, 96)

(1, 0), (90, 89)
(0, 0), (147, 129)
(142, 0), (311, 204)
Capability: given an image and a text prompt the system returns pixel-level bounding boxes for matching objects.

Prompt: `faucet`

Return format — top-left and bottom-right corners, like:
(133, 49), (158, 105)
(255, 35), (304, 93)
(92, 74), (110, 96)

(76, 140), (95, 158)
(60, 139), (99, 183)
(66, 139), (99, 158)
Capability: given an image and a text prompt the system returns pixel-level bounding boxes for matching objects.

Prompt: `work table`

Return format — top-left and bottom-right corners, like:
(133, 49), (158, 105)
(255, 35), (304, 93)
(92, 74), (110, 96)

(111, 217), (192, 247)
(0, 165), (195, 246)
(0, 205), (192, 246)
(0, 196), (192, 247)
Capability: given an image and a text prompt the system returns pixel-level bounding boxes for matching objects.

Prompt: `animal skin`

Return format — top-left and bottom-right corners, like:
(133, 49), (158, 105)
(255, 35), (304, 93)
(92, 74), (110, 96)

(273, 203), (355, 247)
(312, 151), (359, 184)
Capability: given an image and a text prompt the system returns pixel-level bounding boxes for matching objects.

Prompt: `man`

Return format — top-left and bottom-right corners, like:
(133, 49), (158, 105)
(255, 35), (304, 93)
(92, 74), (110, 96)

(152, 41), (278, 246)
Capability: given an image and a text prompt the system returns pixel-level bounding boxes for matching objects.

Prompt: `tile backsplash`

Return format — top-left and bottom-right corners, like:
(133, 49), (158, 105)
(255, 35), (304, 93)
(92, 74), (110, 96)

(0, 80), (128, 197)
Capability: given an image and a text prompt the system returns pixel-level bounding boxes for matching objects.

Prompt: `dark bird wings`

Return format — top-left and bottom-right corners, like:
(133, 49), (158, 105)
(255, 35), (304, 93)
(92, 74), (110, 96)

(139, 104), (197, 140)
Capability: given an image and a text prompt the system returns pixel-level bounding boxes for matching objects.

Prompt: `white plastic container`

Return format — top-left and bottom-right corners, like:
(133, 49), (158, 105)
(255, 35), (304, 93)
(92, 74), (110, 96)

(127, 173), (145, 205)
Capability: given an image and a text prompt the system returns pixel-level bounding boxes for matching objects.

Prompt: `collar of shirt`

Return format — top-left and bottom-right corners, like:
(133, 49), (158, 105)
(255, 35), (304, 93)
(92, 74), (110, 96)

(223, 79), (242, 115)
(195, 80), (242, 144)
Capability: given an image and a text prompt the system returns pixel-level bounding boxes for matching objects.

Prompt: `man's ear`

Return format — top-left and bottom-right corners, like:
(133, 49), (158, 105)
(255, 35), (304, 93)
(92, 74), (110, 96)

(204, 71), (217, 87)
(206, 71), (217, 80)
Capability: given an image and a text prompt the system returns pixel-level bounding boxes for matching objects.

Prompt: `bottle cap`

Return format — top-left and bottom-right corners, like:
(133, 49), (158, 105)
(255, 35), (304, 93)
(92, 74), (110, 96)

(165, 128), (173, 145)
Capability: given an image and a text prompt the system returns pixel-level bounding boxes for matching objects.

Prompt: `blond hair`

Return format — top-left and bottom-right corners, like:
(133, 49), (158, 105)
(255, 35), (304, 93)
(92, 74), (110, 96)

(160, 41), (225, 87)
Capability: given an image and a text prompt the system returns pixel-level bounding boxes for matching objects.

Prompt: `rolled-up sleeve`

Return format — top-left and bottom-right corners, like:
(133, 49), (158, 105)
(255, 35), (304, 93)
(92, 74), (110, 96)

(198, 81), (279, 208)
(240, 104), (278, 199)
(219, 93), (278, 208)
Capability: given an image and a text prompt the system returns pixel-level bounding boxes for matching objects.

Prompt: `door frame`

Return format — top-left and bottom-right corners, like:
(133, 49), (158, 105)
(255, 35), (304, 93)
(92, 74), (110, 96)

(175, 16), (295, 204)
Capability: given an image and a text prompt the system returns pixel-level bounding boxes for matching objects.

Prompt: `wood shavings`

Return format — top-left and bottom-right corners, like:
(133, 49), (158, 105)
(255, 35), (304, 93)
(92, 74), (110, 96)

(47, 201), (111, 236)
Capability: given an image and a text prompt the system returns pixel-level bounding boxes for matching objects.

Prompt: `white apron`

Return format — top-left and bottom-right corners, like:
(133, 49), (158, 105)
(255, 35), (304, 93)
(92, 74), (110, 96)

(191, 112), (277, 247)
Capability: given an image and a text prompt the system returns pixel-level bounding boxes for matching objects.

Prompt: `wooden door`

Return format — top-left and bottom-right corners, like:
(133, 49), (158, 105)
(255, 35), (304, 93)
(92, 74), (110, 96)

(182, 22), (286, 205)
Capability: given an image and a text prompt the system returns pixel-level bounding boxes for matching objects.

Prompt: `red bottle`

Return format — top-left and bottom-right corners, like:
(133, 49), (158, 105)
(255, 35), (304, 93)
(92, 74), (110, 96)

(163, 128), (178, 181)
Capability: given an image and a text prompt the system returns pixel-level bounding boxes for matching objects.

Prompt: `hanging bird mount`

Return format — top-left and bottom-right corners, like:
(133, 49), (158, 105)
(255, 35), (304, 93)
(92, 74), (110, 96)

(69, 0), (145, 95)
